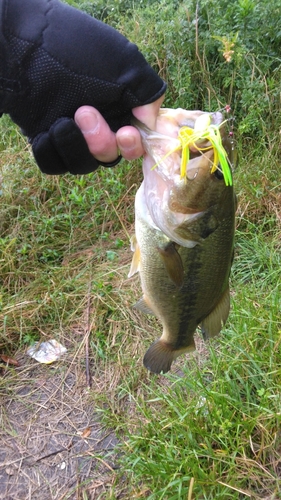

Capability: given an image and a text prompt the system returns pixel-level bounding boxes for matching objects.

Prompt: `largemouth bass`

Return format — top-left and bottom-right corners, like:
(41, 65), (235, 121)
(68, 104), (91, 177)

(129, 108), (236, 374)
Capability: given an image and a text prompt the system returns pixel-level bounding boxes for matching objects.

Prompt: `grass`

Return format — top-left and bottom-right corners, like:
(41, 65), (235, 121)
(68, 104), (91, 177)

(1, 1), (281, 497)
(113, 286), (281, 498)
(96, 222), (281, 498)
(2, 118), (280, 499)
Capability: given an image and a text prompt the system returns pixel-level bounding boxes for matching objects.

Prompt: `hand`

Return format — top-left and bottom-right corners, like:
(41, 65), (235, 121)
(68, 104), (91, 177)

(1, 0), (166, 175)
(74, 95), (165, 164)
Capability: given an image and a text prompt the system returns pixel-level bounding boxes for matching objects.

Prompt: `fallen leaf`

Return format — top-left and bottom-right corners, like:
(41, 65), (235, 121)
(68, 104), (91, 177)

(81, 427), (91, 439)
(0, 355), (19, 366)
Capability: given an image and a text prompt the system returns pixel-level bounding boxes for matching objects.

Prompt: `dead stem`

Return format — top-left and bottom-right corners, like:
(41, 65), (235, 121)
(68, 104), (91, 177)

(85, 279), (92, 389)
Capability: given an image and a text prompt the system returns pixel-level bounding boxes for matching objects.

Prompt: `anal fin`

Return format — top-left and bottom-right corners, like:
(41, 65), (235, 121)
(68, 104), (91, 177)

(200, 285), (230, 340)
(134, 296), (156, 316)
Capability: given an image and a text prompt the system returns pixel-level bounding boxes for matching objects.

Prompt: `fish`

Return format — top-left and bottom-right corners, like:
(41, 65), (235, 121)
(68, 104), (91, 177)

(128, 108), (237, 374)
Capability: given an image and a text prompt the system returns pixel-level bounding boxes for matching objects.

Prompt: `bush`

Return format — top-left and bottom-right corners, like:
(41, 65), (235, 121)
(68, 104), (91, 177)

(65, 0), (281, 146)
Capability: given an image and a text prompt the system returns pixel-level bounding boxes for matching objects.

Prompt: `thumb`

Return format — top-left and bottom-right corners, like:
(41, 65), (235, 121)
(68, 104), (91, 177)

(132, 95), (165, 130)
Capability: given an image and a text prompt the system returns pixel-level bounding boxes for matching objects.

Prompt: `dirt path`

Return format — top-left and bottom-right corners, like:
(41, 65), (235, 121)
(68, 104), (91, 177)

(0, 354), (119, 500)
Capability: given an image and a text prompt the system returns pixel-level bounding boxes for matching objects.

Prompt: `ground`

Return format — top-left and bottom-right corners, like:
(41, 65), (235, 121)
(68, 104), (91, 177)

(0, 353), (119, 500)
(0, 325), (211, 500)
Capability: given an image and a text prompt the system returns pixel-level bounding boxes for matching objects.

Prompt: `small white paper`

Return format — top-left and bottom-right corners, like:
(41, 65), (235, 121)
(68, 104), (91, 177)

(27, 339), (67, 364)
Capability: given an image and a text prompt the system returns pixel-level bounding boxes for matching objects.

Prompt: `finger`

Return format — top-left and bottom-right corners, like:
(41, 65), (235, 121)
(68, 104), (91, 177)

(32, 118), (99, 174)
(74, 106), (119, 163)
(116, 126), (144, 160)
(132, 94), (165, 130)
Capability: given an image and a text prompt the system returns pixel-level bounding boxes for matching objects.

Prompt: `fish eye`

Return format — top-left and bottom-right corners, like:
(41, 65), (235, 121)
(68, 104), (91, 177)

(213, 165), (224, 180)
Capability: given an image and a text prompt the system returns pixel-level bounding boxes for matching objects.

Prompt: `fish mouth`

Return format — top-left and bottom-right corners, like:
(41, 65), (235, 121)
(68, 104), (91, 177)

(168, 201), (205, 214)
(147, 110), (232, 185)
(142, 156), (224, 247)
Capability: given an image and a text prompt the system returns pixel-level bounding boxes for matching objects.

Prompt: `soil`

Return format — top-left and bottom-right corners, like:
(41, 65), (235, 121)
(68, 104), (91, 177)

(0, 353), (119, 500)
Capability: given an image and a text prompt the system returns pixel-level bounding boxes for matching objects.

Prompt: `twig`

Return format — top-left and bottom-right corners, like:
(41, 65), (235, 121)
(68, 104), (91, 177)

(188, 477), (194, 500)
(35, 438), (73, 463)
(34, 447), (68, 463)
(85, 280), (92, 389)
(86, 453), (115, 472)
(217, 481), (252, 497)
(195, 4), (202, 66)
(76, 475), (81, 500)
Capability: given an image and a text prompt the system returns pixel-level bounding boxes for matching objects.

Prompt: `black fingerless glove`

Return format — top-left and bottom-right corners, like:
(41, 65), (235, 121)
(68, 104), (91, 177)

(0, 0), (166, 174)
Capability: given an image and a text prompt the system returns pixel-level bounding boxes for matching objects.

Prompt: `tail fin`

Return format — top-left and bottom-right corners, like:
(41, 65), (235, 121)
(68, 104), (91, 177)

(143, 340), (176, 374)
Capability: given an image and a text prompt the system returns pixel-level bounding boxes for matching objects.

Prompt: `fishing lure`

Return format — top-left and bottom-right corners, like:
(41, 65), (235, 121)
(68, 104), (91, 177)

(153, 113), (233, 187)
(179, 114), (233, 186)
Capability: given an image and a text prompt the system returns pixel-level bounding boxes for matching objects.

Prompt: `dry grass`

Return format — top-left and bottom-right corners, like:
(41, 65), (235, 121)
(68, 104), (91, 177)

(0, 218), (214, 499)
(0, 354), (119, 499)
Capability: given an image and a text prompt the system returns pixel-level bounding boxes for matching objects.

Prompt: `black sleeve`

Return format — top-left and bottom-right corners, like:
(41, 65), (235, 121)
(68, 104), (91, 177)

(0, 0), (166, 174)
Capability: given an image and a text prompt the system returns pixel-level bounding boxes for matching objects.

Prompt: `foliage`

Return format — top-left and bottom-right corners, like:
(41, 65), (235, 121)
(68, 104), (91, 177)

(65, 0), (281, 146)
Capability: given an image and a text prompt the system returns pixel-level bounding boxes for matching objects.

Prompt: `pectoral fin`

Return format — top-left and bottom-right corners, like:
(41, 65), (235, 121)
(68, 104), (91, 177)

(130, 234), (138, 252)
(157, 243), (184, 288)
(200, 286), (230, 340)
